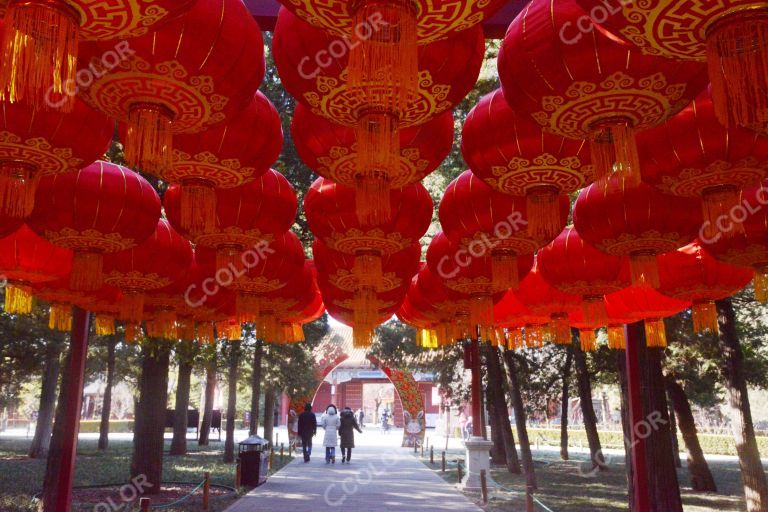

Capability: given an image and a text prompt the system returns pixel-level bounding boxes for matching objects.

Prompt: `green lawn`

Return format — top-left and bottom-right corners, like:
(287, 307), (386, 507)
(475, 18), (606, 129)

(0, 437), (293, 512)
(417, 448), (748, 512)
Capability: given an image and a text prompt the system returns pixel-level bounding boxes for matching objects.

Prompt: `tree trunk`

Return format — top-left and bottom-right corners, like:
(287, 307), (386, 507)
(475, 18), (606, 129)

(572, 330), (606, 470)
(263, 386), (275, 446)
(28, 341), (62, 458)
(484, 344), (507, 466)
(198, 357), (217, 446)
(130, 341), (171, 495)
(560, 345), (573, 461)
(486, 347), (521, 474)
(169, 354), (193, 456)
(98, 338), (117, 451)
(502, 348), (535, 486)
(224, 341), (241, 463)
(665, 375), (717, 492)
(716, 298), (768, 511)
(667, 388), (682, 469)
(616, 349), (635, 511)
(249, 341), (263, 436)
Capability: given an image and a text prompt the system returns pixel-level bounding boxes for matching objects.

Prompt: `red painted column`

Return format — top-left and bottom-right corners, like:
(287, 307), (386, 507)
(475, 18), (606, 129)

(625, 324), (651, 512)
(467, 327), (483, 438)
(56, 307), (91, 512)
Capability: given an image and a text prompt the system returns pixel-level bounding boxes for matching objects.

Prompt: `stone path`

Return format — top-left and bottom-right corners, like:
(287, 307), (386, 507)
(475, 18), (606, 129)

(224, 431), (482, 512)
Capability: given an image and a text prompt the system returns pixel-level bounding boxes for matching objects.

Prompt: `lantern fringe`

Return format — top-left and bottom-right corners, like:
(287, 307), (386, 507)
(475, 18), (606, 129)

(257, 315), (280, 342)
(146, 318), (177, 340)
(119, 291), (145, 324)
(527, 186), (561, 240)
(469, 295), (494, 330)
(701, 184), (743, 239)
(181, 180), (217, 236)
(491, 250), (519, 291)
(224, 322), (242, 341)
(524, 324), (546, 349)
(548, 313), (571, 345)
(353, 253), (384, 290)
(125, 104), (173, 174)
(348, 0), (418, 114)
(70, 251), (103, 292)
(756, 269), (768, 303)
(95, 315), (116, 336)
(607, 325), (626, 350)
(48, 303), (72, 331)
(0, 0), (78, 110)
(508, 327), (524, 350)
(217, 246), (243, 280)
(289, 323), (304, 343)
(630, 253), (661, 289)
(590, 122), (641, 185)
(707, 11), (768, 128)
(196, 322), (215, 344)
(236, 292), (259, 324)
(580, 329), (597, 352)
(177, 318), (195, 341)
(692, 301), (719, 334)
(644, 319), (667, 348)
(125, 323), (143, 344)
(417, 328), (439, 349)
(4, 285), (32, 314)
(582, 296), (608, 326)
(355, 172), (392, 226)
(356, 110), (399, 190)
(353, 287), (379, 328)
(353, 326), (375, 348)
(0, 163), (37, 219)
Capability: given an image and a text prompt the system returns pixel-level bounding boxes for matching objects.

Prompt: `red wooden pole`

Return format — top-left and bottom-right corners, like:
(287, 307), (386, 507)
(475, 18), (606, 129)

(469, 327), (483, 438)
(625, 323), (651, 512)
(55, 307), (91, 512)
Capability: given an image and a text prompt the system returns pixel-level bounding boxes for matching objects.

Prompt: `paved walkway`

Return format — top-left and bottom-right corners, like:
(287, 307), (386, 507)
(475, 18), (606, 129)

(224, 430), (483, 512)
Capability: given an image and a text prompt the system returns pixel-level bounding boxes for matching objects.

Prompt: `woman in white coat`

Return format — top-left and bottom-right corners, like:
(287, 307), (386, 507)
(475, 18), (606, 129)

(320, 404), (341, 464)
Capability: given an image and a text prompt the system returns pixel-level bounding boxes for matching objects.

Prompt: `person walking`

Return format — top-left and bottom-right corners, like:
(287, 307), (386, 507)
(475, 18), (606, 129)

(297, 403), (317, 463)
(321, 404), (341, 464)
(339, 407), (363, 464)
(357, 408), (365, 427)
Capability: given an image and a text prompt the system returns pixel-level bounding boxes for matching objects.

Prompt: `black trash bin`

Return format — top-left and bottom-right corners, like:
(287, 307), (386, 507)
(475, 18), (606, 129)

(239, 435), (270, 487)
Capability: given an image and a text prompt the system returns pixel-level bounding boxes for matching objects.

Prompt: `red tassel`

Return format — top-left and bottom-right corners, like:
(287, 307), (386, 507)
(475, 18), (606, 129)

(70, 251), (103, 292)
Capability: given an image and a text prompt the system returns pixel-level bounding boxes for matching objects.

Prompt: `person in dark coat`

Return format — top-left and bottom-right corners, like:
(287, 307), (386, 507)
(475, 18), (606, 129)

(339, 407), (363, 464)
(297, 403), (317, 462)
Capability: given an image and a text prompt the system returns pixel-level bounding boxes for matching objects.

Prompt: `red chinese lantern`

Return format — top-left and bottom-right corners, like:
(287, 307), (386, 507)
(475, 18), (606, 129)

(0, 96), (112, 218)
(274, 7), (483, 217)
(575, 0), (768, 128)
(0, 224), (72, 314)
(605, 286), (690, 348)
(28, 160), (161, 292)
(573, 174), (702, 288)
(279, 0), (504, 112)
(304, 178), (432, 288)
(638, 87), (768, 239)
(658, 241), (753, 333)
(144, 91), (283, 235)
(165, 169), (297, 272)
(498, 0), (708, 184)
(462, 89), (594, 236)
(78, 0), (265, 172)
(538, 226), (632, 326)
(292, 103), (452, 223)
(0, 0), (194, 110)
(102, 219), (192, 323)
(439, 170), (569, 289)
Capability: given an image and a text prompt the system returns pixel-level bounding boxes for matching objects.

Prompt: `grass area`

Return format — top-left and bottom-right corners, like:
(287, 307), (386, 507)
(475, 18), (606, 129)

(0, 436), (293, 512)
(416, 448), (748, 512)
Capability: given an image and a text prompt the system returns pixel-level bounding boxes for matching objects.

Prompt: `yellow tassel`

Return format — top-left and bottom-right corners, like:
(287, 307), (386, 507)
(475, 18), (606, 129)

(701, 184), (743, 239)
(607, 325), (626, 350)
(644, 319), (667, 348)
(0, 0), (79, 111)
(196, 322), (215, 344)
(70, 251), (103, 292)
(291, 323), (305, 343)
(508, 328), (524, 350)
(355, 171), (392, 226)
(125, 103), (174, 174)
(225, 321), (242, 341)
(706, 11), (768, 128)
(526, 185), (562, 241)
(524, 324), (546, 349)
(257, 315), (280, 342)
(48, 303), (71, 331)
(146, 318), (177, 340)
(180, 178), (217, 237)
(4, 284), (32, 314)
(353, 326), (374, 348)
(582, 296), (608, 327)
(348, 0), (418, 114)
(177, 318), (195, 341)
(355, 110), (399, 192)
(0, 162), (38, 219)
(756, 269), (768, 303)
(692, 301), (719, 334)
(119, 290), (145, 324)
(216, 245), (244, 280)
(580, 329), (597, 352)
(353, 252), (384, 290)
(630, 252), (660, 289)
(236, 292), (259, 324)
(353, 286), (379, 328)
(469, 295), (494, 330)
(549, 313), (571, 345)
(95, 315), (116, 336)
(125, 323), (143, 344)
(491, 250), (519, 291)
(590, 121), (641, 185)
